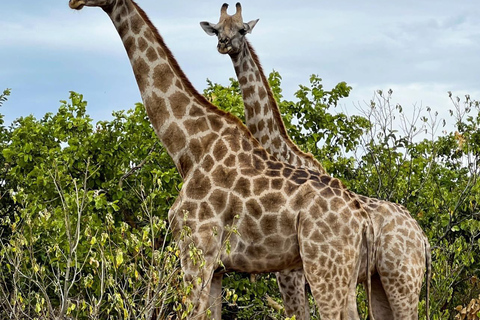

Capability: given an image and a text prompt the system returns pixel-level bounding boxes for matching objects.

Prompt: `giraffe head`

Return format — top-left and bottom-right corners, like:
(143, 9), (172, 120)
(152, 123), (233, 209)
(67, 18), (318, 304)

(200, 3), (258, 55)
(69, 0), (113, 10)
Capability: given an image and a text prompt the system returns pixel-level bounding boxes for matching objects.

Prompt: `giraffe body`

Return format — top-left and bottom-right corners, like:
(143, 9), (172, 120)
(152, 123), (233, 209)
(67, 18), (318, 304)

(70, 1), (373, 319)
(201, 3), (431, 320)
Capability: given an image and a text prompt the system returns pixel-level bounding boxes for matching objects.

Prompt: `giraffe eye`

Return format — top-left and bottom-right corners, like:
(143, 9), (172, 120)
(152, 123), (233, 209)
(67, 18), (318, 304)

(239, 28), (247, 35)
(213, 29), (219, 36)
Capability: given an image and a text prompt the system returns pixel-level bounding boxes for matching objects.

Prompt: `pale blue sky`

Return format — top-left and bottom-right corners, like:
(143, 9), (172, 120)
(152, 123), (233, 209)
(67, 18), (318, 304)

(1, 1), (479, 127)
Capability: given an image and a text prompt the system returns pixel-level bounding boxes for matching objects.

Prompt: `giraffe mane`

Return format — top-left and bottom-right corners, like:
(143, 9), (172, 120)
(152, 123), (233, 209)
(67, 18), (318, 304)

(245, 39), (327, 174)
(130, 1), (265, 151)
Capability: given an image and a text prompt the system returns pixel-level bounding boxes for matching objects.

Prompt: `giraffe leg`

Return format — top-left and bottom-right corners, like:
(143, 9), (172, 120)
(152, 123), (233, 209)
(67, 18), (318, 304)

(376, 243), (425, 319)
(302, 259), (353, 320)
(276, 268), (310, 320)
(346, 288), (360, 320)
(298, 221), (360, 319)
(181, 260), (216, 320)
(382, 279), (420, 320)
(209, 273), (223, 320)
(375, 258), (424, 320)
(369, 274), (393, 319)
(178, 238), (220, 320)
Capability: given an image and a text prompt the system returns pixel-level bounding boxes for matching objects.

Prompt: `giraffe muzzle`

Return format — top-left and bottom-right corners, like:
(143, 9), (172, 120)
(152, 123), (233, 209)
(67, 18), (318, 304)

(69, 0), (86, 10)
(218, 46), (232, 54)
(217, 44), (232, 54)
(217, 37), (233, 54)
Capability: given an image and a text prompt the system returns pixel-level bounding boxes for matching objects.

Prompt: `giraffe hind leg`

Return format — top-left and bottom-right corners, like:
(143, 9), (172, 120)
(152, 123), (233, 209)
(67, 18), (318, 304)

(378, 271), (421, 320)
(370, 273), (393, 319)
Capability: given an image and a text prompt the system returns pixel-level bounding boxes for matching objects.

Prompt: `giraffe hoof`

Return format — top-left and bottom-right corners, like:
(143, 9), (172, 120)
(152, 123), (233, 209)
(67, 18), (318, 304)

(69, 0), (86, 10)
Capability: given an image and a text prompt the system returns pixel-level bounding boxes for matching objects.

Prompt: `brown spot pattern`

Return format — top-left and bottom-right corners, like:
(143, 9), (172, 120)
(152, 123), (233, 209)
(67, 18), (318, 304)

(234, 177), (251, 197)
(223, 194), (242, 225)
(253, 177), (269, 195)
(260, 192), (285, 212)
(223, 154), (236, 167)
(146, 46), (158, 62)
(198, 202), (214, 220)
(144, 93), (167, 128)
(213, 140), (228, 161)
(184, 118), (209, 135)
(212, 166), (236, 189)
(260, 214), (278, 235)
(208, 115), (224, 132)
(133, 58), (149, 92)
(240, 215), (263, 242)
(185, 170), (210, 200)
(246, 199), (263, 220)
(201, 154), (215, 173)
(188, 139), (203, 162)
(153, 63), (174, 93)
(209, 189), (227, 213)
(162, 123), (186, 155)
(169, 91), (190, 119)
(137, 37), (148, 52)
(178, 154), (193, 178)
(199, 133), (219, 152)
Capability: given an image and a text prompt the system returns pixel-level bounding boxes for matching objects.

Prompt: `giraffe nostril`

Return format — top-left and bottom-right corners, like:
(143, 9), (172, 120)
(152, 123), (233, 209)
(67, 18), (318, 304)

(220, 37), (230, 44)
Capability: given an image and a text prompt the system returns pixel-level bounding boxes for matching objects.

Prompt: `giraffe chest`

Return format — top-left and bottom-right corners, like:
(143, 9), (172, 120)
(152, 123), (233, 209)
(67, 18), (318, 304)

(168, 196), (302, 273)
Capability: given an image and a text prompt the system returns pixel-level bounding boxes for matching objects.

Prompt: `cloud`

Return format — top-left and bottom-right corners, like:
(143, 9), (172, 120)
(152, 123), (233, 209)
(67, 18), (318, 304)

(1, 14), (120, 56)
(2, 0), (479, 130)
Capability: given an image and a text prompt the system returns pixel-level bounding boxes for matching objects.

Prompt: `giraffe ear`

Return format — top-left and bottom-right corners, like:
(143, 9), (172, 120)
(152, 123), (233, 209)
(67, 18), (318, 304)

(244, 19), (259, 34)
(200, 21), (218, 36)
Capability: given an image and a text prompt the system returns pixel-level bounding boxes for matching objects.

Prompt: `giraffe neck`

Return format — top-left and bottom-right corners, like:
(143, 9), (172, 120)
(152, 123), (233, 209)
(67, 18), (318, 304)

(105, 0), (263, 177)
(229, 40), (327, 174)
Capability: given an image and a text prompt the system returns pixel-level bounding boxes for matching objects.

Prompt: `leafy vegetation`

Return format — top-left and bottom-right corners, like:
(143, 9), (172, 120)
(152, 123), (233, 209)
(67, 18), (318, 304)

(0, 73), (479, 319)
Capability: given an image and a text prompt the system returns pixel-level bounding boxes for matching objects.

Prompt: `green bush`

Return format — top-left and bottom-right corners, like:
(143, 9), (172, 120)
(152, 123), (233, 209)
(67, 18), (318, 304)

(1, 76), (479, 319)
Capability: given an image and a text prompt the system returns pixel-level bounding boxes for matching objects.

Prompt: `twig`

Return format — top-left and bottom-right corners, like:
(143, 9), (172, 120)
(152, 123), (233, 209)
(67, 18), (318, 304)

(265, 294), (284, 313)
(118, 143), (157, 187)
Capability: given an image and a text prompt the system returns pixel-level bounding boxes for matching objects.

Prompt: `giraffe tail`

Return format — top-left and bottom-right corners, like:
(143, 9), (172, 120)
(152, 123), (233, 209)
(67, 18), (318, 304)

(424, 238), (432, 320)
(364, 221), (375, 320)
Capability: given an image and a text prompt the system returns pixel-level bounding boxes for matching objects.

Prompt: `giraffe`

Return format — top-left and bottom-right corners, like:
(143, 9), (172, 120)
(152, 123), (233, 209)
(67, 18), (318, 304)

(201, 3), (431, 320)
(69, 0), (374, 319)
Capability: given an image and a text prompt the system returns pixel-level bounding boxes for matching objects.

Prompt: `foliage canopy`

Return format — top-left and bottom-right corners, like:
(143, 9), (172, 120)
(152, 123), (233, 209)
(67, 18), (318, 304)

(1, 74), (479, 319)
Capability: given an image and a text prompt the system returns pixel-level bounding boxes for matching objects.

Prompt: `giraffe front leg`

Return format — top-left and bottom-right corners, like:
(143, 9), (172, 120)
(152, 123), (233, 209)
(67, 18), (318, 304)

(208, 273), (223, 320)
(180, 253), (216, 320)
(276, 268), (310, 320)
(346, 288), (360, 320)
(302, 260), (352, 320)
(298, 218), (361, 319)
(178, 236), (222, 320)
